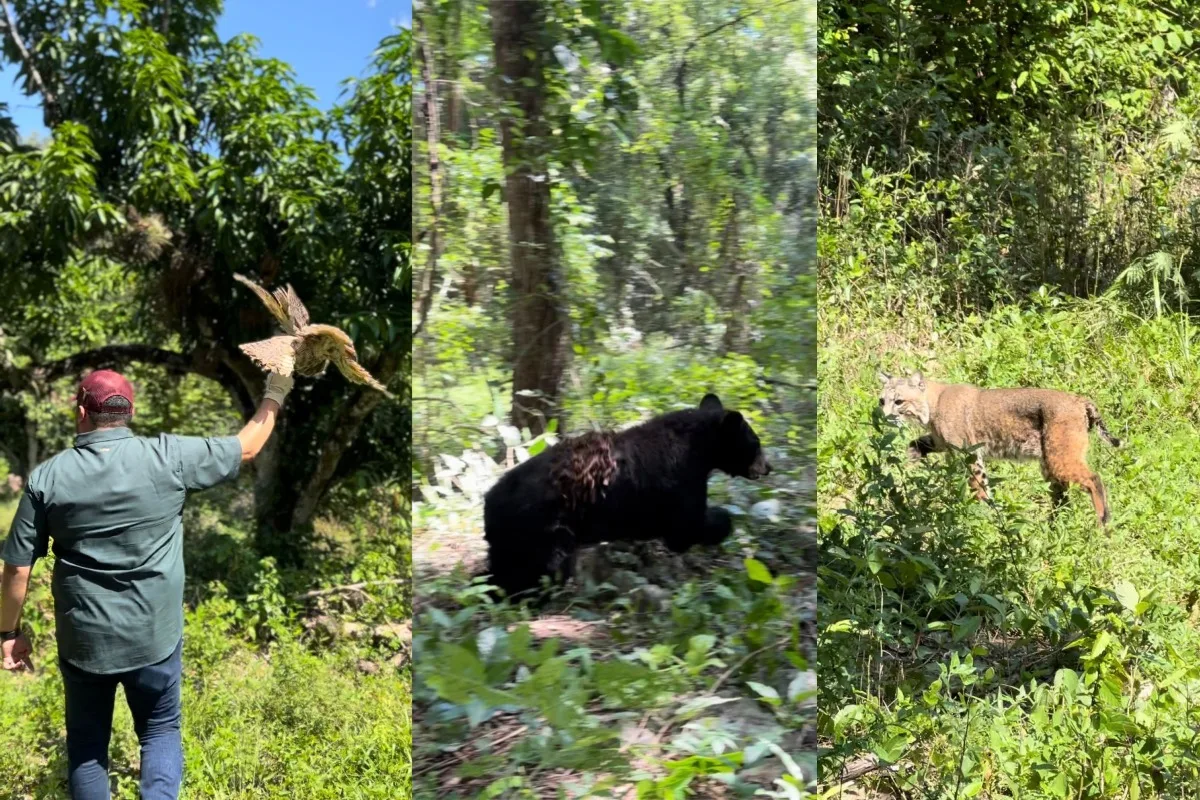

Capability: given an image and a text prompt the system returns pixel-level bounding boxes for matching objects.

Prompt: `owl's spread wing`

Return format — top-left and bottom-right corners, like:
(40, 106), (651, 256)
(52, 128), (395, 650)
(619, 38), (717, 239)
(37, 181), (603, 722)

(300, 325), (393, 397)
(335, 356), (394, 398)
(233, 273), (294, 333)
(238, 336), (298, 376)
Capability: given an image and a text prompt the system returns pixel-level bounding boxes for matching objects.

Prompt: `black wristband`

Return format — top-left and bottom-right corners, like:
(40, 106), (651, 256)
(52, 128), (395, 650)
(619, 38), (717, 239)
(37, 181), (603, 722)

(0, 629), (19, 642)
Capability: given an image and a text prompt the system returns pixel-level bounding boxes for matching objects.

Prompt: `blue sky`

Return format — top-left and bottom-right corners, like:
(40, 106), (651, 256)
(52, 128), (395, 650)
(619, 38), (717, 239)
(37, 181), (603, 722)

(0, 0), (411, 139)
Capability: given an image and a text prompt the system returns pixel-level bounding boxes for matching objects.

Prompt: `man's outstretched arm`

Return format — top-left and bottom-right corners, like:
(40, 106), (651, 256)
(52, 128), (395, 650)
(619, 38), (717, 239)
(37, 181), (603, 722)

(237, 372), (293, 462)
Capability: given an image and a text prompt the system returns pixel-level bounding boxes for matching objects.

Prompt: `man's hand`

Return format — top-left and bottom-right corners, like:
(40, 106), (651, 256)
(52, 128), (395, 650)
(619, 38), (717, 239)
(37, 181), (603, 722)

(2, 633), (33, 672)
(262, 372), (294, 407)
(239, 376), (288, 462)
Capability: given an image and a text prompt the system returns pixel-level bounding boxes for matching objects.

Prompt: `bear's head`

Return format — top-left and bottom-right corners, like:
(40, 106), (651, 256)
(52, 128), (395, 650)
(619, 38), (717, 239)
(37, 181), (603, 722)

(699, 394), (772, 479)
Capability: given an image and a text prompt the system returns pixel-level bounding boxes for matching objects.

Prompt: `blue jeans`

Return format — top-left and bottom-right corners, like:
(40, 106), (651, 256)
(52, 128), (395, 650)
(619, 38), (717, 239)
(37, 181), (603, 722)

(60, 639), (183, 800)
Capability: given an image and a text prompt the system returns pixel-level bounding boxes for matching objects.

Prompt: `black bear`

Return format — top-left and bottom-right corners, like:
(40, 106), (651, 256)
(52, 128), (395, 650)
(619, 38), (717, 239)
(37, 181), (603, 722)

(482, 394), (771, 598)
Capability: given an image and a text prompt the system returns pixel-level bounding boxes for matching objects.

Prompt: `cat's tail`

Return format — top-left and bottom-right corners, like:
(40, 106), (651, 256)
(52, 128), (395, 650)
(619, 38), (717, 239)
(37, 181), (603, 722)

(1086, 401), (1122, 448)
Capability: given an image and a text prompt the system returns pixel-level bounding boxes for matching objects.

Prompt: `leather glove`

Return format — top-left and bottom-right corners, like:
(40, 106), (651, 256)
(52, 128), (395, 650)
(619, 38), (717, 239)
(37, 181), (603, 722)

(263, 372), (294, 407)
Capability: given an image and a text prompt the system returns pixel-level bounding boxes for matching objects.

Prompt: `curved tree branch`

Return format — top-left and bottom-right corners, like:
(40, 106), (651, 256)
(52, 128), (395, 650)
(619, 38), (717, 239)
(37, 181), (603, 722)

(673, 0), (802, 107)
(0, 0), (59, 127)
(2, 343), (254, 416)
(33, 345), (203, 383)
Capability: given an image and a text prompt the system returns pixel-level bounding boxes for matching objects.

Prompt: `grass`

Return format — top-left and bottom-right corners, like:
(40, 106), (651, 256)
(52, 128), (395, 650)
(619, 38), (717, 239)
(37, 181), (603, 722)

(817, 296), (1200, 797)
(0, 483), (411, 799)
(0, 627), (411, 799)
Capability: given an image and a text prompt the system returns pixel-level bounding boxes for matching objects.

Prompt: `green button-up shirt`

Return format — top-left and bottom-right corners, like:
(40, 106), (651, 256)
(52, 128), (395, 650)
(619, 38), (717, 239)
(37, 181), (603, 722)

(1, 427), (242, 674)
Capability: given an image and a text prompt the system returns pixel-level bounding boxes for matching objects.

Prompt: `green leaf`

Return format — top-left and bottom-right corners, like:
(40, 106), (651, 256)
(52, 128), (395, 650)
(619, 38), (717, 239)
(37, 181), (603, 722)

(952, 615), (982, 642)
(594, 659), (670, 709)
(425, 643), (519, 710)
(744, 558), (773, 584)
(872, 733), (910, 764)
(747, 681), (782, 706)
(1114, 581), (1139, 613)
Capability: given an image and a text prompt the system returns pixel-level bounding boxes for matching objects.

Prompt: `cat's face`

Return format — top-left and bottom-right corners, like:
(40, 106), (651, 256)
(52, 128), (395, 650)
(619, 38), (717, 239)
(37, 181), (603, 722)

(879, 372), (931, 425)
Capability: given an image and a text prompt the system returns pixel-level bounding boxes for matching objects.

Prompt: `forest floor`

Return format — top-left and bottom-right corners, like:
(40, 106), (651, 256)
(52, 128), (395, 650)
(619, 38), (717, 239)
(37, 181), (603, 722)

(818, 299), (1200, 797)
(412, 449), (818, 799)
(0, 484), (411, 800)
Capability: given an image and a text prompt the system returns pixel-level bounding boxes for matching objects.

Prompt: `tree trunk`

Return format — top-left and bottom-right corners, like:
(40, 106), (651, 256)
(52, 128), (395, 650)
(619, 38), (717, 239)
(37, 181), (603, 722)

(289, 347), (400, 531)
(721, 196), (752, 354)
(490, 0), (565, 436)
(24, 415), (38, 472)
(414, 15), (443, 338)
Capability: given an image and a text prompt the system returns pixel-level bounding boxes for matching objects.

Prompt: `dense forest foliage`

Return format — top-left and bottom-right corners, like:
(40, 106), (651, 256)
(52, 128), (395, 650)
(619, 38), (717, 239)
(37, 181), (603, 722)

(819, 0), (1200, 796)
(0, 1), (410, 795)
(412, 0), (817, 795)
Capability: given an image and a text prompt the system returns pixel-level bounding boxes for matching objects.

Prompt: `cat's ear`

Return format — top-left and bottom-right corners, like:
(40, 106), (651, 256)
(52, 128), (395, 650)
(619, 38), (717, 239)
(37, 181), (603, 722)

(911, 371), (926, 391)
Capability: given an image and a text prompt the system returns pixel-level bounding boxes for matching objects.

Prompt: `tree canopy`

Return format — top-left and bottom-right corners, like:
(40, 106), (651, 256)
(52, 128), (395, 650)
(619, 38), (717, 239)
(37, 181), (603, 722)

(0, 0), (411, 561)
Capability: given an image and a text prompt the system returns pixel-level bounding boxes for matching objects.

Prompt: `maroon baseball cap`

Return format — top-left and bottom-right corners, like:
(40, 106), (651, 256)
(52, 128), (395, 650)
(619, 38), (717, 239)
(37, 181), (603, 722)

(77, 370), (135, 415)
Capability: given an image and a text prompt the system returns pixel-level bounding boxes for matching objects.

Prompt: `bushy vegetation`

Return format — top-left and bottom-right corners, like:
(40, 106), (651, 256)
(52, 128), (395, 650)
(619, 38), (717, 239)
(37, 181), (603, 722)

(413, 0), (816, 793)
(414, 345), (816, 797)
(819, 301), (1200, 796)
(0, 481), (411, 799)
(818, 0), (1200, 795)
(820, 0), (1200, 321)
(0, 1), (411, 795)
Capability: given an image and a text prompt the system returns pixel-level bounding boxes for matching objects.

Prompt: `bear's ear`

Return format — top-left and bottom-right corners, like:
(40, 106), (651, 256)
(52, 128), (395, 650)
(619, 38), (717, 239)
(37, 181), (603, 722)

(700, 394), (723, 413)
(721, 410), (745, 431)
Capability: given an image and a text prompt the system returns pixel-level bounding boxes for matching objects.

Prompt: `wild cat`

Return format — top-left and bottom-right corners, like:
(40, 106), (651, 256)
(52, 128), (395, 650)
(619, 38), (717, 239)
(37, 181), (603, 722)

(879, 373), (1121, 525)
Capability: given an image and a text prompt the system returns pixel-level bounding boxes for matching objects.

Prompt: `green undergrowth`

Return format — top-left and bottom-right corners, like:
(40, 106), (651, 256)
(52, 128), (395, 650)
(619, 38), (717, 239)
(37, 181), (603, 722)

(413, 377), (816, 799)
(818, 297), (1200, 797)
(0, 483), (412, 800)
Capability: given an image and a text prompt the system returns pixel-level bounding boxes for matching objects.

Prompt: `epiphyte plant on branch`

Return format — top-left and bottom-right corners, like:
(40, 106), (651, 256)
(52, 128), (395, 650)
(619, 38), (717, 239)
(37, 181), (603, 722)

(232, 273), (394, 398)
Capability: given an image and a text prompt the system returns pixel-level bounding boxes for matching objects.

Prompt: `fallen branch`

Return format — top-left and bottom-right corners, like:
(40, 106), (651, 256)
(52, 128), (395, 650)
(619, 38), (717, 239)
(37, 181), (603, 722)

(710, 639), (791, 693)
(833, 753), (885, 783)
(296, 578), (408, 599)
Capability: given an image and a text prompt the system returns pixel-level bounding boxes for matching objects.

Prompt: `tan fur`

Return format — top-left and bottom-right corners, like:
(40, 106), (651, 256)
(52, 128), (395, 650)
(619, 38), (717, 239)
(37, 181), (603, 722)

(879, 372), (1120, 525)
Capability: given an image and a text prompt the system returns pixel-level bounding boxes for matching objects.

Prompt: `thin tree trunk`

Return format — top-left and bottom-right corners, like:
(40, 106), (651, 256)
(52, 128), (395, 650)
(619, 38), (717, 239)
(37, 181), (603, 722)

(289, 347), (401, 531)
(721, 196), (752, 354)
(24, 415), (38, 472)
(414, 15), (443, 338)
(490, 0), (565, 435)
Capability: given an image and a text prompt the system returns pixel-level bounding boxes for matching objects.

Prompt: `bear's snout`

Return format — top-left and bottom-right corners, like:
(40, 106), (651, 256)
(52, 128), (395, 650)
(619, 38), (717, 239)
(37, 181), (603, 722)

(748, 452), (771, 479)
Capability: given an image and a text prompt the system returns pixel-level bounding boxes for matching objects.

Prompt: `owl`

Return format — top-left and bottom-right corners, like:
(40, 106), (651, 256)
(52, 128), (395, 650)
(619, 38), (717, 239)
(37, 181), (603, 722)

(233, 273), (393, 398)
